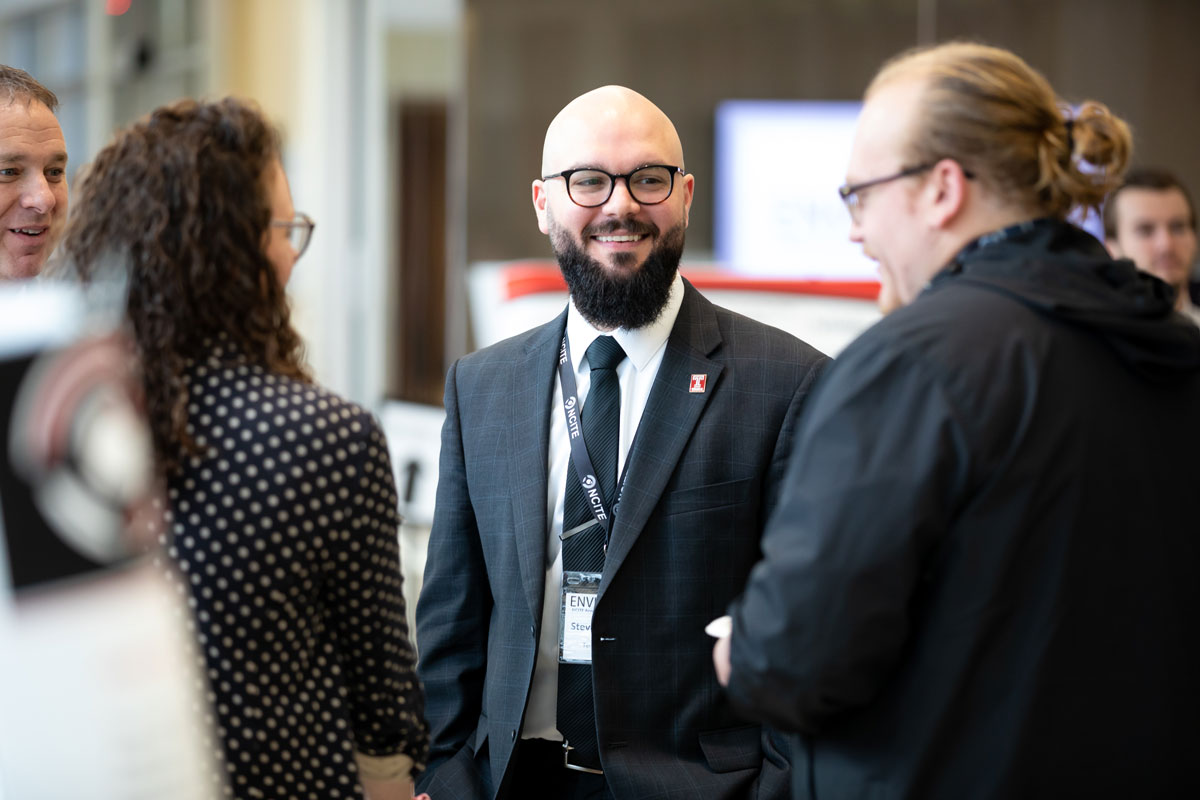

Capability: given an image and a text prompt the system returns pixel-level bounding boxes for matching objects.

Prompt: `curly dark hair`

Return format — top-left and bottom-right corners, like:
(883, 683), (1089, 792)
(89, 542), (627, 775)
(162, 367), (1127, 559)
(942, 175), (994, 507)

(64, 96), (310, 475)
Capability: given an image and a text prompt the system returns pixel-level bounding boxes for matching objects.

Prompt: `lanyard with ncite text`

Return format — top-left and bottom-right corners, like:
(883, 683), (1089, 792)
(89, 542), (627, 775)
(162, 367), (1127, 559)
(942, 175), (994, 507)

(557, 335), (629, 553)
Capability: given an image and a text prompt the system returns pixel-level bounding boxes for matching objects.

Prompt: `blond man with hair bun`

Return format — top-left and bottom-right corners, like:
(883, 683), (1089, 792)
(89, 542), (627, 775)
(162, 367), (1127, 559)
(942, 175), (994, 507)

(716, 41), (1200, 799)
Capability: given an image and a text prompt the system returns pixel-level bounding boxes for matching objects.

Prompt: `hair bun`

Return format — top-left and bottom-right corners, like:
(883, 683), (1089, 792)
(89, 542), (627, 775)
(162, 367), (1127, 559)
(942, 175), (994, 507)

(869, 42), (1133, 219)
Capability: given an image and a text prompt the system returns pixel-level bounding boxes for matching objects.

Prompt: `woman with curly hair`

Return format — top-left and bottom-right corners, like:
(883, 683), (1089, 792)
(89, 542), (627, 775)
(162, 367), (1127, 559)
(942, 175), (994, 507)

(64, 97), (428, 800)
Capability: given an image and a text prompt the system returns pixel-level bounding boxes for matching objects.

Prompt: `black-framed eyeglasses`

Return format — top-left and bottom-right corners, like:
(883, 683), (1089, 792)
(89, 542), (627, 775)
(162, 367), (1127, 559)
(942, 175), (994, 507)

(837, 163), (935, 223)
(541, 164), (684, 208)
(271, 212), (316, 258)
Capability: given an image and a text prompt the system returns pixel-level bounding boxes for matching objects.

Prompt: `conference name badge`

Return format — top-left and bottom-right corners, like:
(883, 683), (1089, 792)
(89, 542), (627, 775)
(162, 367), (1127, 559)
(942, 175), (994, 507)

(559, 570), (601, 664)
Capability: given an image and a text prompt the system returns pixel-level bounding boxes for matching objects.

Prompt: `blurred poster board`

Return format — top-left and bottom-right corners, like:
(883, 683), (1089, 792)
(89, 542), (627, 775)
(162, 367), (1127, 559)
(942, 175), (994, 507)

(378, 400), (444, 643)
(379, 400), (444, 529)
(715, 100), (876, 280)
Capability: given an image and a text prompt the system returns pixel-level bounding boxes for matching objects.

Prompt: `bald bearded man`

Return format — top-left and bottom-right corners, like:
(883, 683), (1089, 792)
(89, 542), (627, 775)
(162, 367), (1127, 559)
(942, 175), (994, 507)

(415, 86), (828, 799)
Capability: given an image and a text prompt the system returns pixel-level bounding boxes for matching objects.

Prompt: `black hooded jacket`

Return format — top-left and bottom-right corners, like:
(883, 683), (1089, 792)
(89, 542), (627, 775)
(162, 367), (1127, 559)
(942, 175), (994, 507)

(727, 219), (1200, 799)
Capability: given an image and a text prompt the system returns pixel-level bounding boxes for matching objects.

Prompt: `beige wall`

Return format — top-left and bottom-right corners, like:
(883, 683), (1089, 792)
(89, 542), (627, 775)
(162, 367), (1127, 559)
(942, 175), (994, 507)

(208, 0), (392, 404)
(212, 0), (304, 144)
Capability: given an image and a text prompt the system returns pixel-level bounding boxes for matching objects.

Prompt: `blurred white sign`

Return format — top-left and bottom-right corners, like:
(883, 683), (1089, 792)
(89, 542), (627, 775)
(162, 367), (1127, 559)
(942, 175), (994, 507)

(715, 100), (876, 280)
(380, 400), (446, 529)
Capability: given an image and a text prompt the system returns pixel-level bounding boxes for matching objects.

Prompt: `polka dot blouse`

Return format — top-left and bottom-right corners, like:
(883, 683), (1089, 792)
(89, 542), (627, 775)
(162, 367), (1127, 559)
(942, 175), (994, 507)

(159, 341), (428, 798)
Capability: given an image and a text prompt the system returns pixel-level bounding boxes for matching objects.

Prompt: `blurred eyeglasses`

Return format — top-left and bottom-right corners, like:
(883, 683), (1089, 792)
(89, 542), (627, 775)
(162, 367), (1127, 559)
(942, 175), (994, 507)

(541, 164), (684, 208)
(271, 213), (316, 258)
(837, 164), (934, 224)
(838, 161), (975, 224)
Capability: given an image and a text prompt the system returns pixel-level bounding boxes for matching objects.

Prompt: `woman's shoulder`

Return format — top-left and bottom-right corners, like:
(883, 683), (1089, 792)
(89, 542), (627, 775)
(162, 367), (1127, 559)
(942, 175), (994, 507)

(186, 358), (382, 442)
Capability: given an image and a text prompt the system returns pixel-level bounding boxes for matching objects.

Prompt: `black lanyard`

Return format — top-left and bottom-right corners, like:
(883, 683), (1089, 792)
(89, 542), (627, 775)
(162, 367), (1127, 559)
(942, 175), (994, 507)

(557, 335), (628, 550)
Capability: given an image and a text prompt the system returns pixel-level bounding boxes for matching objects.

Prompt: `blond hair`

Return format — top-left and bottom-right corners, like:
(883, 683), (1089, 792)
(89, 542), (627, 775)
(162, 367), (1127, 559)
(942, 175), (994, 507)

(869, 41), (1132, 219)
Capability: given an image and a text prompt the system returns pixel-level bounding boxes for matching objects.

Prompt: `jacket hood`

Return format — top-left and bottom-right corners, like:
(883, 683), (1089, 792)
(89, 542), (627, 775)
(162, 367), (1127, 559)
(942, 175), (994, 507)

(931, 218), (1200, 382)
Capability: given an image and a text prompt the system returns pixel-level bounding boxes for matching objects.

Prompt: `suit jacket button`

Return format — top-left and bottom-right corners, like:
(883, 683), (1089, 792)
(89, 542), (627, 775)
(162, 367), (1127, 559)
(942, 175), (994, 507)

(511, 729), (517, 742)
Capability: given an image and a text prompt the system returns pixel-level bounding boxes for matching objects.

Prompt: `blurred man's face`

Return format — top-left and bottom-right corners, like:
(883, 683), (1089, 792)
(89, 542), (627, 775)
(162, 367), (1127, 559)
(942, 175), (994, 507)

(1107, 187), (1197, 296)
(0, 100), (68, 280)
(845, 78), (936, 313)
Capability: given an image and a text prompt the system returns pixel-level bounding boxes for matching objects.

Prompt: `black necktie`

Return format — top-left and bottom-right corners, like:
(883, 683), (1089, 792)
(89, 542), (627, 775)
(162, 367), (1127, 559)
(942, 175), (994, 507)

(557, 335), (626, 771)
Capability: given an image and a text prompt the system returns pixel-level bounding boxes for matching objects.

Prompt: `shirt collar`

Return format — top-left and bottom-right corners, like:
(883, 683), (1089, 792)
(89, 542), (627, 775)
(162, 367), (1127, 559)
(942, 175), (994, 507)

(565, 271), (684, 372)
(949, 217), (1060, 270)
(1182, 291), (1200, 317)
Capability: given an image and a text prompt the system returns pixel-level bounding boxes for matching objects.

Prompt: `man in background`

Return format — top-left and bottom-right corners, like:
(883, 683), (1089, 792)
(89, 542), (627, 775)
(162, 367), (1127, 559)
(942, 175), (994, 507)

(1104, 167), (1199, 324)
(0, 65), (67, 281)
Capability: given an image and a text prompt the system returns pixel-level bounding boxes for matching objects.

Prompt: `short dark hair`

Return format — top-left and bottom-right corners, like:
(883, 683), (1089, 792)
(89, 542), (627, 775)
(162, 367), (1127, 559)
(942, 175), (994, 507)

(1103, 167), (1197, 239)
(0, 64), (59, 111)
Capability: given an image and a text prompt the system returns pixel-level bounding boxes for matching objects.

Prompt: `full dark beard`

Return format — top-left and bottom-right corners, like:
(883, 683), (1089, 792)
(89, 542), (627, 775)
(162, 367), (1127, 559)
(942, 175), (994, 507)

(550, 217), (685, 330)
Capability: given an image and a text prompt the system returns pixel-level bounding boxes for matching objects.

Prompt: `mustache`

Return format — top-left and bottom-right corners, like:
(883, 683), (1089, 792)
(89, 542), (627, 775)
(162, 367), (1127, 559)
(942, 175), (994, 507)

(583, 218), (659, 237)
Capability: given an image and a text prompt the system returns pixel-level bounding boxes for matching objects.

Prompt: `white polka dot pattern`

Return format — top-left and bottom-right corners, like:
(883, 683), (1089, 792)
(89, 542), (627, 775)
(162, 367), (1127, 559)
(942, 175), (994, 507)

(159, 342), (428, 798)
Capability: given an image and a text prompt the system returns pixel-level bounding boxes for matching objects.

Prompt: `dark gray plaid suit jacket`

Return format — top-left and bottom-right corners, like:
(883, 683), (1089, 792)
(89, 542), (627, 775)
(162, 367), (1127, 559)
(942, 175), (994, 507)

(416, 279), (829, 799)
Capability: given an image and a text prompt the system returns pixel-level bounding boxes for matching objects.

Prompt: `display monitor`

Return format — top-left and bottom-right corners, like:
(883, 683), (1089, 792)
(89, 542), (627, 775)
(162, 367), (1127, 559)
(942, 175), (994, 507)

(715, 99), (877, 280)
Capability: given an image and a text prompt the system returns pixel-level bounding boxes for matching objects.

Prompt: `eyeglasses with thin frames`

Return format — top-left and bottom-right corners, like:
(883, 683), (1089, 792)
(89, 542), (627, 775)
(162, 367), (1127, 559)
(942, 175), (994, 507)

(271, 212), (316, 259)
(838, 164), (935, 223)
(838, 162), (975, 223)
(541, 164), (684, 208)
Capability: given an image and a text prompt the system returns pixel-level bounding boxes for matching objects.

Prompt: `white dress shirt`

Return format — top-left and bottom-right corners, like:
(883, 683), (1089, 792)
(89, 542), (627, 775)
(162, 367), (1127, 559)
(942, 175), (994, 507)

(521, 272), (684, 741)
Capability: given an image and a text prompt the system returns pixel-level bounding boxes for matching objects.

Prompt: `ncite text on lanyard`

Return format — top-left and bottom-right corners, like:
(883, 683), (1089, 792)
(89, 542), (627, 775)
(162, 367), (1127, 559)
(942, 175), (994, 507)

(557, 335), (630, 553)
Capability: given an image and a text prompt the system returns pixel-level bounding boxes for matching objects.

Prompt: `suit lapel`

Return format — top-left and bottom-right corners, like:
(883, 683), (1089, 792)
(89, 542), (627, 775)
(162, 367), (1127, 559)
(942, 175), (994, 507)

(600, 281), (724, 592)
(510, 309), (568, 622)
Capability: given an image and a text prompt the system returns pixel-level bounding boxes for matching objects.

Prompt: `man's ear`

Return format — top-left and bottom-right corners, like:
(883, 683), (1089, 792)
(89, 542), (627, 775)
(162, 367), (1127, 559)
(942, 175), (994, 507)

(924, 158), (969, 230)
(681, 173), (695, 229)
(532, 180), (550, 234)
